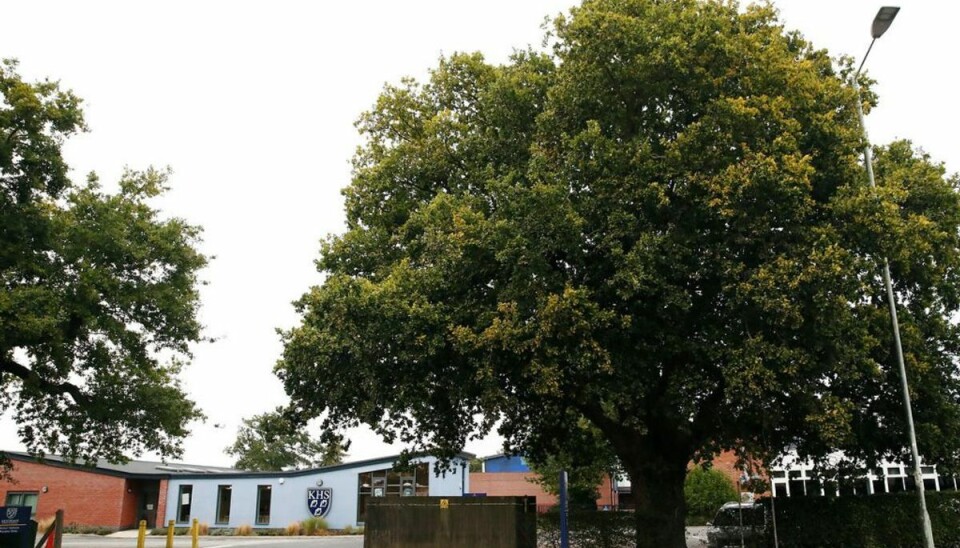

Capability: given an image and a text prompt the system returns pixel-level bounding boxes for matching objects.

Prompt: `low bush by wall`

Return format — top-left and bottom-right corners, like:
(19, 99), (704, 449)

(538, 510), (634, 548)
(769, 491), (960, 547)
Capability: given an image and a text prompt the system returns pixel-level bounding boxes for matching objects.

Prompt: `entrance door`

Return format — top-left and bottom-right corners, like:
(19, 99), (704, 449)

(138, 483), (160, 528)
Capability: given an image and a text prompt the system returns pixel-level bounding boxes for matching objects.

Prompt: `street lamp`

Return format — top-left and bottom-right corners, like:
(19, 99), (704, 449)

(851, 7), (936, 548)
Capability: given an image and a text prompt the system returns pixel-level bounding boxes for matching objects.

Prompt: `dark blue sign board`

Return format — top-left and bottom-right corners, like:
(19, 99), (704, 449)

(307, 488), (332, 518)
(0, 507), (36, 548)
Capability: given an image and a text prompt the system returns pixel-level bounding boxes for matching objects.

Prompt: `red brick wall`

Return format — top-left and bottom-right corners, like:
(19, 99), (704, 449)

(471, 472), (622, 509)
(470, 472), (559, 507)
(1, 459), (128, 528)
(707, 450), (744, 486)
(597, 474), (617, 508)
(119, 479), (138, 528)
(156, 479), (168, 528)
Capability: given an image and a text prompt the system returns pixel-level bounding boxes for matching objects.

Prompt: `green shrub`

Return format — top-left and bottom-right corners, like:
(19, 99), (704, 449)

(252, 528), (286, 536)
(149, 526), (191, 536)
(684, 466), (738, 524)
(301, 516), (329, 535)
(62, 523), (114, 535)
(768, 491), (960, 547)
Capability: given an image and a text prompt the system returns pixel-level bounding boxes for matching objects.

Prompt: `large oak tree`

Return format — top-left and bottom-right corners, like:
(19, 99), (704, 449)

(1, 60), (206, 466)
(277, 1), (960, 545)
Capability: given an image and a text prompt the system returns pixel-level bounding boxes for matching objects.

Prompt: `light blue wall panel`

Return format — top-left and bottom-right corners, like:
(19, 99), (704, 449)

(165, 456), (468, 529)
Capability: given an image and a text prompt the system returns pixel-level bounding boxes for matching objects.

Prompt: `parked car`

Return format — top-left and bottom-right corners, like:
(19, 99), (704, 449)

(706, 501), (769, 548)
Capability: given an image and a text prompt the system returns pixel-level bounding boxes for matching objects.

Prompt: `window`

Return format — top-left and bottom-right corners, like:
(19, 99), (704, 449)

(256, 485), (272, 525)
(177, 485), (193, 523)
(788, 470), (807, 497)
(869, 470), (885, 495)
(886, 466), (906, 493)
(357, 462), (431, 523)
(216, 485), (232, 524)
(5, 492), (38, 517)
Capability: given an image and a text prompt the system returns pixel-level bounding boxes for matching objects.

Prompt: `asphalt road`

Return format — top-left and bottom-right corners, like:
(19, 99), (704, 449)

(61, 536), (363, 548)
(58, 527), (710, 547)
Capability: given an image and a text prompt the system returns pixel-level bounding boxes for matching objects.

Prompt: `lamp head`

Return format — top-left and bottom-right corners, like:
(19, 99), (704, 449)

(872, 6), (900, 39)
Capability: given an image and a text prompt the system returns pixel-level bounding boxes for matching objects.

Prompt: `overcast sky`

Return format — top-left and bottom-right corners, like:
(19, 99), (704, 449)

(1, 0), (956, 467)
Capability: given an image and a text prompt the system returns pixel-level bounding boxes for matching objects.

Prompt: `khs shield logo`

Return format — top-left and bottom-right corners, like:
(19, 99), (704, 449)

(5, 508), (17, 520)
(307, 488), (332, 518)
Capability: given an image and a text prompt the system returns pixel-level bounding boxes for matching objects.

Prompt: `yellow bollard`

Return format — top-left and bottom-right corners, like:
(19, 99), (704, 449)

(192, 517), (199, 548)
(166, 519), (175, 548)
(137, 520), (146, 548)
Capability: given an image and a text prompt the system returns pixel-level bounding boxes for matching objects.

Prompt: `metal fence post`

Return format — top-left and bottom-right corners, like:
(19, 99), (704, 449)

(53, 509), (63, 548)
(560, 471), (569, 548)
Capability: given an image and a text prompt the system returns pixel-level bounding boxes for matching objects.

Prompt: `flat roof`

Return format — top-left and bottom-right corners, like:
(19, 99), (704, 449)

(3, 450), (476, 480)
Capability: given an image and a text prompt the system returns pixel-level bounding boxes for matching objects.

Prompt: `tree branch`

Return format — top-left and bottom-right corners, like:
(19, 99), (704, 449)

(0, 355), (90, 407)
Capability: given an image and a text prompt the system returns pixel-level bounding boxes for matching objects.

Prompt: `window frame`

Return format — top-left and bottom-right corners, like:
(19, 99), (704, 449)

(4, 492), (39, 517)
(176, 485), (193, 523)
(255, 485), (272, 526)
(215, 485), (232, 525)
(357, 462), (432, 523)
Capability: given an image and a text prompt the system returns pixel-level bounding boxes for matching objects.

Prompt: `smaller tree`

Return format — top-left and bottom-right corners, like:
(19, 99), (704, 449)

(224, 408), (349, 471)
(468, 458), (483, 473)
(684, 467), (738, 524)
(527, 423), (621, 509)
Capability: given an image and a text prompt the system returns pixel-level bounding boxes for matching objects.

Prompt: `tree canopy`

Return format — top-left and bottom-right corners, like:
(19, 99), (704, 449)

(684, 467), (738, 523)
(0, 59), (207, 466)
(224, 408), (348, 471)
(276, 1), (960, 545)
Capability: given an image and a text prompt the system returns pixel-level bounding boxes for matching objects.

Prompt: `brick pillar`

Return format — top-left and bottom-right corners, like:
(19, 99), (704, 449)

(155, 480), (169, 529)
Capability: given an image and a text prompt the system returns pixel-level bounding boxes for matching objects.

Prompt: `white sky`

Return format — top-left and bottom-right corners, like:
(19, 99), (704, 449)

(1, 0), (956, 468)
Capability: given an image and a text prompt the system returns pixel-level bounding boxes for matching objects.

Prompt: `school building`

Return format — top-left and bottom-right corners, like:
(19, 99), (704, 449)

(1, 450), (472, 530)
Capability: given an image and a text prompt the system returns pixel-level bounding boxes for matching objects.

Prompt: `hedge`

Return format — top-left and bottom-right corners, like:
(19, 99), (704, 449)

(538, 510), (634, 548)
(769, 491), (960, 547)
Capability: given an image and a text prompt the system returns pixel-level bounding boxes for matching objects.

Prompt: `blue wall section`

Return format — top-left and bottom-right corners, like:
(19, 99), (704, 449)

(483, 456), (530, 473)
(165, 456), (468, 529)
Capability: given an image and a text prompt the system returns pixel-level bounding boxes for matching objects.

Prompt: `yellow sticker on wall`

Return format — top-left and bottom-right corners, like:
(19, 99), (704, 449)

(440, 499), (449, 509)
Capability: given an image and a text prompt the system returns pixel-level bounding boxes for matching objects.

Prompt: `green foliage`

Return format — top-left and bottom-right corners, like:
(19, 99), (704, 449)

(684, 467), (738, 523)
(276, 1), (960, 546)
(527, 421), (620, 509)
(62, 524), (114, 535)
(224, 407), (349, 471)
(771, 491), (960, 547)
(1, 59), (206, 465)
(300, 516), (329, 536)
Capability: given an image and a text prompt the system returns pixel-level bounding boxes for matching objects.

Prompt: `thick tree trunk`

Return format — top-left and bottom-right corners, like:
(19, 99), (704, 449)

(625, 454), (689, 548)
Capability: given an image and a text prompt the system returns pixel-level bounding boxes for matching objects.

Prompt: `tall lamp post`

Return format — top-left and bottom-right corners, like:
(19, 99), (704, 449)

(852, 7), (936, 548)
